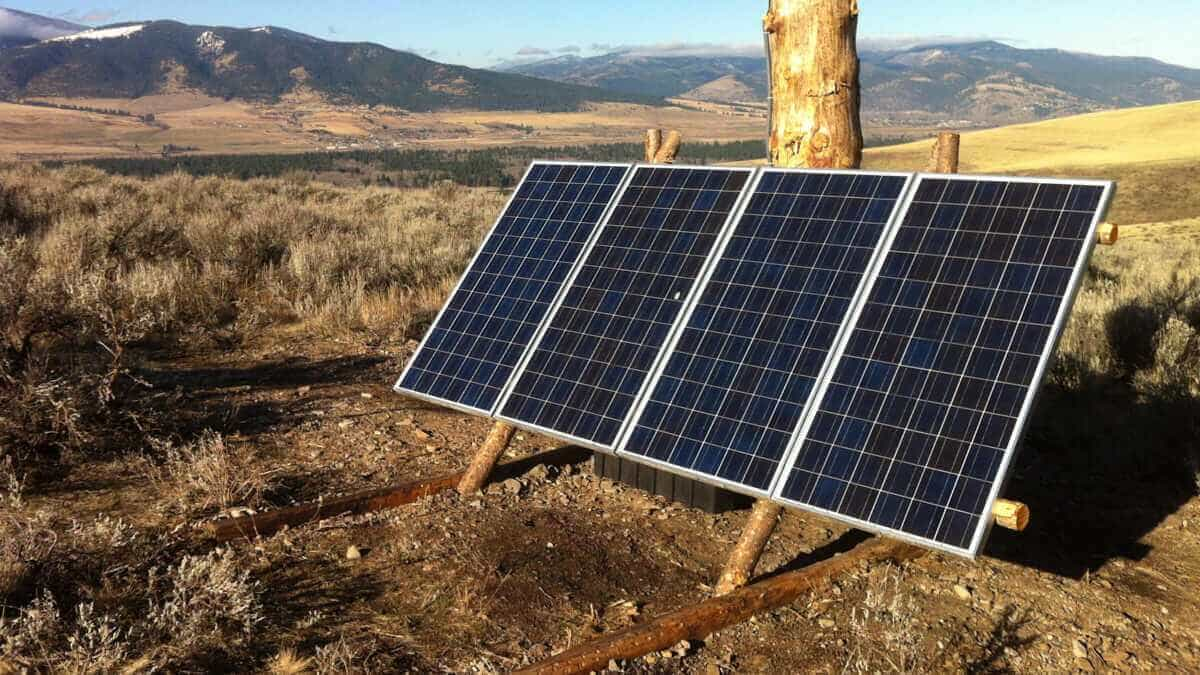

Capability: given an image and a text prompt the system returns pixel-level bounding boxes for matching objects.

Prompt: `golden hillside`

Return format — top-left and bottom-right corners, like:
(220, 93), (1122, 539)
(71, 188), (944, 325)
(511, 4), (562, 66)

(865, 100), (1200, 225)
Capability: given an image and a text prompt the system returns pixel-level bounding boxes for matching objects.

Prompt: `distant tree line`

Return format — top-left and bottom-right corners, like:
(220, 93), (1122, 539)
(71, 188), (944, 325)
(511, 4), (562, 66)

(50, 140), (769, 187)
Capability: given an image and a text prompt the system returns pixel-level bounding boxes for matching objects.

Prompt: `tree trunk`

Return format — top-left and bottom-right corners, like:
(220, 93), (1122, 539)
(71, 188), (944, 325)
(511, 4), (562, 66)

(764, 0), (863, 169)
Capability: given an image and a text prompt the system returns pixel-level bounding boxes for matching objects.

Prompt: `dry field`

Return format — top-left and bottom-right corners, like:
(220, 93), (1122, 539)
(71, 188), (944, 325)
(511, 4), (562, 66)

(1, 101), (1199, 672)
(0, 95), (767, 161)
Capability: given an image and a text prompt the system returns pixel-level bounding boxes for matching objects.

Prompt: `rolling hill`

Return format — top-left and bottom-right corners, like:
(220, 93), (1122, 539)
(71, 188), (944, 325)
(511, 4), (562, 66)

(502, 42), (1200, 125)
(863, 100), (1200, 225)
(0, 18), (661, 112)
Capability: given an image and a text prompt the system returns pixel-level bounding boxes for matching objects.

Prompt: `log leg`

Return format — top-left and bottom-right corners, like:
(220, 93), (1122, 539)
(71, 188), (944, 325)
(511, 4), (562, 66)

(653, 130), (683, 163)
(714, 500), (784, 595)
(644, 129), (663, 162)
(457, 421), (516, 495)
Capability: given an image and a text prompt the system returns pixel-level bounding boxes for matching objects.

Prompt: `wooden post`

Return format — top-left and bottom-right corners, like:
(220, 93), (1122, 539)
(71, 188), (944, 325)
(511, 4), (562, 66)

(457, 421), (517, 495)
(644, 129), (663, 162)
(453, 132), (685, 497)
(654, 130), (683, 163)
(1097, 222), (1118, 246)
(992, 498), (1029, 531)
(928, 131), (961, 173)
(763, 0), (863, 168)
(714, 499), (783, 594)
(716, 0), (865, 597)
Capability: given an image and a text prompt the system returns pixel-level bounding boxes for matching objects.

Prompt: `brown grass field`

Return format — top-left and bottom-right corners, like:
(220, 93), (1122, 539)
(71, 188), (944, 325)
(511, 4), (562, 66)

(0, 95), (768, 160)
(1, 102), (1198, 672)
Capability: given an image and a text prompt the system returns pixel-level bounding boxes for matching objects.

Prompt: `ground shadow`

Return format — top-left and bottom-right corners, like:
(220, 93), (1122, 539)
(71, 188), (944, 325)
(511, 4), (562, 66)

(983, 354), (1199, 578)
(131, 353), (390, 440)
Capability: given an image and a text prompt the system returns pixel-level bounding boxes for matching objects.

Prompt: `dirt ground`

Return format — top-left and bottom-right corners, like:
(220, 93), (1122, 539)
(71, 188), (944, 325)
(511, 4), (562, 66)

(24, 328), (1197, 673)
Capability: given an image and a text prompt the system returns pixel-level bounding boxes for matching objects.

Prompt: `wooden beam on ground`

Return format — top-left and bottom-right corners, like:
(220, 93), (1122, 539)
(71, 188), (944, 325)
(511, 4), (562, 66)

(644, 129), (663, 162)
(763, 0), (863, 168)
(928, 131), (961, 173)
(204, 445), (592, 543)
(517, 537), (924, 675)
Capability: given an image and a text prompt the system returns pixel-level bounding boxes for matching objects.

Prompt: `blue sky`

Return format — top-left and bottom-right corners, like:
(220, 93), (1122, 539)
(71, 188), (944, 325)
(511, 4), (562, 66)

(13, 0), (1200, 69)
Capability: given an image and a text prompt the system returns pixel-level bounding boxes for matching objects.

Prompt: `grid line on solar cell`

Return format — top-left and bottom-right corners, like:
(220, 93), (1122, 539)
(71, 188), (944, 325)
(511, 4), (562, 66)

(619, 169), (913, 494)
(774, 174), (1111, 556)
(395, 161), (631, 414)
(499, 165), (754, 449)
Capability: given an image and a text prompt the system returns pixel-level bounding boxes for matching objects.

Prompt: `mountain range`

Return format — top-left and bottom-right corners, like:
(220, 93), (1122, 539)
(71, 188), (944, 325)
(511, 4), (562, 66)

(2, 6), (1198, 126)
(0, 15), (658, 112)
(502, 42), (1200, 125)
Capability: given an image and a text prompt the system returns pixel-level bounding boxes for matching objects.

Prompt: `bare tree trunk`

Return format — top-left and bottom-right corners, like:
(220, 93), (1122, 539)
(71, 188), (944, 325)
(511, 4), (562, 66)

(764, 0), (863, 169)
(654, 130), (683, 163)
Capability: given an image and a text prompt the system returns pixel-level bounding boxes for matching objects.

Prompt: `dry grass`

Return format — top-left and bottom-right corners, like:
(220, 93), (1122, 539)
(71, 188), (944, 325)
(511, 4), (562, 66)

(143, 431), (272, 516)
(0, 163), (502, 469)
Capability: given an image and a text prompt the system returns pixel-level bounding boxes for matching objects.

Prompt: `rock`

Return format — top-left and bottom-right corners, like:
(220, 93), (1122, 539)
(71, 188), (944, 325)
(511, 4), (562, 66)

(1072, 639), (1088, 659)
(227, 506), (256, 518)
(528, 464), (551, 482)
(360, 392), (373, 399)
(297, 385), (311, 395)
(337, 419), (354, 430)
(671, 639), (692, 657)
(346, 545), (365, 560)
(818, 618), (836, 629)
(412, 428), (432, 441)
(607, 658), (622, 672)
(501, 478), (523, 495)
(953, 584), (972, 600)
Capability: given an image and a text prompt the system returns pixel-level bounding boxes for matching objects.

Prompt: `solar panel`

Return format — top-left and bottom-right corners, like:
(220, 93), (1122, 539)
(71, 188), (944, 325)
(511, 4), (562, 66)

(773, 174), (1113, 556)
(619, 169), (914, 495)
(395, 161), (632, 415)
(497, 165), (755, 450)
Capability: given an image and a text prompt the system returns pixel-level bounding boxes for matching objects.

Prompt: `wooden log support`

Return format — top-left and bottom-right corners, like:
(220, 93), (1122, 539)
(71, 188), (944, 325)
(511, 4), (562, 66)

(928, 131), (961, 173)
(653, 129), (683, 163)
(1097, 222), (1119, 246)
(715, 500), (784, 595)
(205, 445), (592, 543)
(763, 0), (863, 169)
(992, 498), (1030, 532)
(517, 537), (925, 675)
(644, 129), (663, 162)
(457, 421), (516, 495)
(716, 0), (867, 597)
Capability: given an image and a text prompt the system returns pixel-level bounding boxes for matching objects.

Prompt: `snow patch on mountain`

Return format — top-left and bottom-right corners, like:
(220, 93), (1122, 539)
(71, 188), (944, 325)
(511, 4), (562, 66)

(46, 24), (145, 43)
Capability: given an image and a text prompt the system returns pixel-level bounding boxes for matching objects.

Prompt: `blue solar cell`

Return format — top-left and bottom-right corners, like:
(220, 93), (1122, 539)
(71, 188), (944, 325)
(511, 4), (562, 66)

(396, 162), (631, 414)
(499, 166), (754, 448)
(620, 170), (913, 494)
(774, 175), (1112, 556)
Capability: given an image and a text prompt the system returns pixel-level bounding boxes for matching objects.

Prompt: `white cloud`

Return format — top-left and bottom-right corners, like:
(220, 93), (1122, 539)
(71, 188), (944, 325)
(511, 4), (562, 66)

(515, 46), (550, 56)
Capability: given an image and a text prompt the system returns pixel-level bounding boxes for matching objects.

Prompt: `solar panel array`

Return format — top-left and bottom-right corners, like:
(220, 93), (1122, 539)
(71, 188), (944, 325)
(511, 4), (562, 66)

(775, 176), (1110, 555)
(396, 162), (630, 414)
(498, 166), (753, 449)
(396, 161), (1111, 557)
(621, 170), (912, 494)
